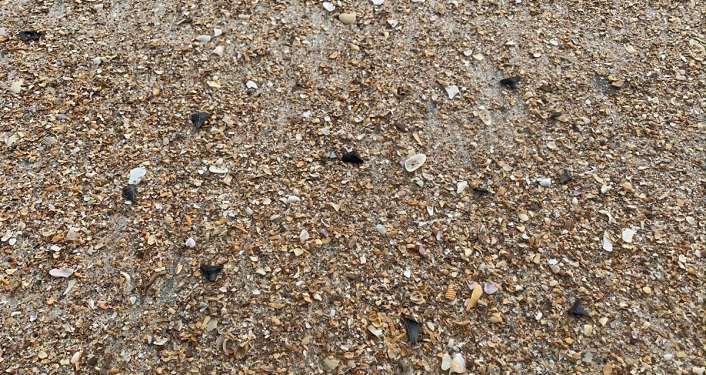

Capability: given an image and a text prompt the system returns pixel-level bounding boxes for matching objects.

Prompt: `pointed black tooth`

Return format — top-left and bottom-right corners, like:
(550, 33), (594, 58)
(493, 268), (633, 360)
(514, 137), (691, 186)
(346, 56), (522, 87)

(190, 111), (211, 129)
(500, 76), (522, 90)
(341, 151), (364, 165)
(402, 317), (422, 344)
(122, 185), (137, 203)
(200, 264), (223, 282)
(472, 187), (491, 198)
(569, 299), (589, 317)
(18, 31), (43, 43)
(559, 169), (574, 184)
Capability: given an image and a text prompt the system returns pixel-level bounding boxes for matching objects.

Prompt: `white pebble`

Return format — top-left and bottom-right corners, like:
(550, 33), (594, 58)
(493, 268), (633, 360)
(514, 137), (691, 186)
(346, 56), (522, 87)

(371, 0), (384, 5)
(375, 224), (387, 235)
(49, 268), (74, 278)
(602, 232), (613, 252)
(456, 180), (468, 194)
(404, 153), (427, 172)
(286, 195), (301, 204)
(322, 1), (335, 11)
(537, 177), (552, 187)
(299, 229), (310, 242)
(185, 238), (196, 248)
(246, 80), (258, 89)
(213, 45), (225, 57)
(128, 166), (147, 184)
(622, 228), (636, 243)
(195, 35), (211, 44)
(445, 85), (460, 99)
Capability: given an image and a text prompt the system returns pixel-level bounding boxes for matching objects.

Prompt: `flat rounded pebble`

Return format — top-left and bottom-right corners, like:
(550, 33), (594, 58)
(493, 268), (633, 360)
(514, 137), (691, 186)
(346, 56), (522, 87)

(338, 13), (356, 25)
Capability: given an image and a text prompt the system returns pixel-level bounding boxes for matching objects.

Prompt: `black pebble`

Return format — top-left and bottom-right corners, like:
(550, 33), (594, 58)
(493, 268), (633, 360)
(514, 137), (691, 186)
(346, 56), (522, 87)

(559, 169), (573, 184)
(190, 111), (210, 129)
(402, 317), (422, 345)
(122, 185), (137, 203)
(341, 151), (364, 165)
(18, 31), (43, 43)
(569, 299), (589, 317)
(200, 264), (223, 282)
(500, 76), (522, 90)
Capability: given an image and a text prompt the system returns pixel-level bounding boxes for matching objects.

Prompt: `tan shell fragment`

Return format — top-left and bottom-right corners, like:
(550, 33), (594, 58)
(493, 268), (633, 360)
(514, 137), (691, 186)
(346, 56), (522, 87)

(445, 284), (458, 301)
(467, 282), (483, 309)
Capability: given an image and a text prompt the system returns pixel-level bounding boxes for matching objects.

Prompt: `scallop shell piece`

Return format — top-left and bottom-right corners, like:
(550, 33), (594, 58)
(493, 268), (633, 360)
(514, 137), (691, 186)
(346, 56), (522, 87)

(404, 153), (427, 172)
(441, 353), (452, 371)
(450, 353), (466, 373)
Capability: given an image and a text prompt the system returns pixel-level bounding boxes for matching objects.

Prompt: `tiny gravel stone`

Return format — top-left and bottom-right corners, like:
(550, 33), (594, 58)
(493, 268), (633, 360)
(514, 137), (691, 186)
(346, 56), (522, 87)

(499, 76), (521, 90)
(185, 238), (196, 248)
(213, 45), (225, 57)
(190, 111), (210, 129)
(245, 80), (258, 89)
(8, 80), (23, 94)
(559, 169), (573, 184)
(200, 264), (223, 282)
(122, 185), (137, 203)
(338, 13), (356, 25)
(299, 229), (310, 242)
(323, 357), (340, 371)
(375, 224), (387, 235)
(341, 151), (364, 165)
(322, 2), (335, 12)
(371, 0), (384, 5)
(65, 228), (80, 242)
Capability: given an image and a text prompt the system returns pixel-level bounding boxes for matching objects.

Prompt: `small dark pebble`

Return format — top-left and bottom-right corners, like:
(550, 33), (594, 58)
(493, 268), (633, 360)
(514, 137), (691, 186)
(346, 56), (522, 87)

(472, 187), (492, 197)
(341, 151), (364, 165)
(122, 185), (137, 203)
(500, 76), (521, 90)
(402, 317), (422, 344)
(569, 299), (589, 317)
(190, 111), (210, 129)
(559, 169), (573, 184)
(200, 264), (223, 282)
(18, 31), (43, 43)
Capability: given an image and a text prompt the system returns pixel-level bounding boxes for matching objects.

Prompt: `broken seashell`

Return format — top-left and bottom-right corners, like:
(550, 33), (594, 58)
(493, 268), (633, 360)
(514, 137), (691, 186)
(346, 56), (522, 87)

(404, 153), (427, 172)
(49, 268), (74, 278)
